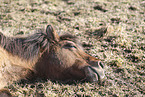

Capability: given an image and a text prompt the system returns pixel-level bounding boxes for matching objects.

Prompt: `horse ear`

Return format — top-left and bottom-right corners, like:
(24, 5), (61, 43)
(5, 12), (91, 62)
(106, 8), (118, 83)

(46, 25), (59, 41)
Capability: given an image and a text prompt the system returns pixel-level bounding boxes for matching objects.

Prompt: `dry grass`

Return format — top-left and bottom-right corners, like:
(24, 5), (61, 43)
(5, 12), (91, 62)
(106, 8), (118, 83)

(0, 0), (145, 96)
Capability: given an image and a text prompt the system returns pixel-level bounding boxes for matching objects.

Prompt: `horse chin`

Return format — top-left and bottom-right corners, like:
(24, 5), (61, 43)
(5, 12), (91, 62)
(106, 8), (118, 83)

(84, 61), (105, 82)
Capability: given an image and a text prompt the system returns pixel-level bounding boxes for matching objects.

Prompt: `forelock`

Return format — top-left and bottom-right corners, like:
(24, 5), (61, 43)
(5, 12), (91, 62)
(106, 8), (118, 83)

(60, 34), (78, 43)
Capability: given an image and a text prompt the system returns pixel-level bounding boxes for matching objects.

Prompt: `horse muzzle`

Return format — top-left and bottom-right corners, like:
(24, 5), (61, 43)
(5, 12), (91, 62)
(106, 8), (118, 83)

(84, 61), (105, 82)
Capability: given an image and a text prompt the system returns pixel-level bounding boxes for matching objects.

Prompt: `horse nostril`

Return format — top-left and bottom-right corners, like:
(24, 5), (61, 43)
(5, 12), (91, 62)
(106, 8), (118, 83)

(99, 61), (104, 68)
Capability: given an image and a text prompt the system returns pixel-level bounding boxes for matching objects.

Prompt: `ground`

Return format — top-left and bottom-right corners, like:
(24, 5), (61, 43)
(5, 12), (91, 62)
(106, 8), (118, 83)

(0, 0), (144, 96)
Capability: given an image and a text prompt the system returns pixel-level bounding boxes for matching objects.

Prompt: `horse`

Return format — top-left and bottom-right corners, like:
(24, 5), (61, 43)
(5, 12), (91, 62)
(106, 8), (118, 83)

(0, 25), (105, 96)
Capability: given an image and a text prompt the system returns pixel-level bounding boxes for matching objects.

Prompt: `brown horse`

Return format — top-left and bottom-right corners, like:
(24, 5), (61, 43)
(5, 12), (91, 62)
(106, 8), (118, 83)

(0, 25), (105, 96)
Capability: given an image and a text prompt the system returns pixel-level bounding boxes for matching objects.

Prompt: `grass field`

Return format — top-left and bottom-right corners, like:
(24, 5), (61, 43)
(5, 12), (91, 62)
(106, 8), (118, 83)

(0, 0), (144, 96)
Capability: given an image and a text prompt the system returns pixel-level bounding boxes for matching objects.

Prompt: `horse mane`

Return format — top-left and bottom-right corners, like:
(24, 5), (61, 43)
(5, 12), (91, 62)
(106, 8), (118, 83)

(0, 29), (50, 61)
(0, 30), (78, 61)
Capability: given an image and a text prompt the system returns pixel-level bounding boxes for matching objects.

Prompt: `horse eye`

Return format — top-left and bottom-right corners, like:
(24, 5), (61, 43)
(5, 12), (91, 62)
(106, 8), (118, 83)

(63, 43), (76, 48)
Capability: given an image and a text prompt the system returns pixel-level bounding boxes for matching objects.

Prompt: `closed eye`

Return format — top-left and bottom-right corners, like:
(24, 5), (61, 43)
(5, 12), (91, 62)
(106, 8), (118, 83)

(63, 43), (76, 48)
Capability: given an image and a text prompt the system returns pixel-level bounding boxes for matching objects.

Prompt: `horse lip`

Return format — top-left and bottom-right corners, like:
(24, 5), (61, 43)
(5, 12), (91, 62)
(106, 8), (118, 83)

(89, 66), (105, 79)
(84, 63), (105, 82)
(85, 66), (99, 82)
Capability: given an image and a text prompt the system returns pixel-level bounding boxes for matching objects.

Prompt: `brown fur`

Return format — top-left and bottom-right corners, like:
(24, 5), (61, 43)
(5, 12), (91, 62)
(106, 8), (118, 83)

(0, 25), (105, 96)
